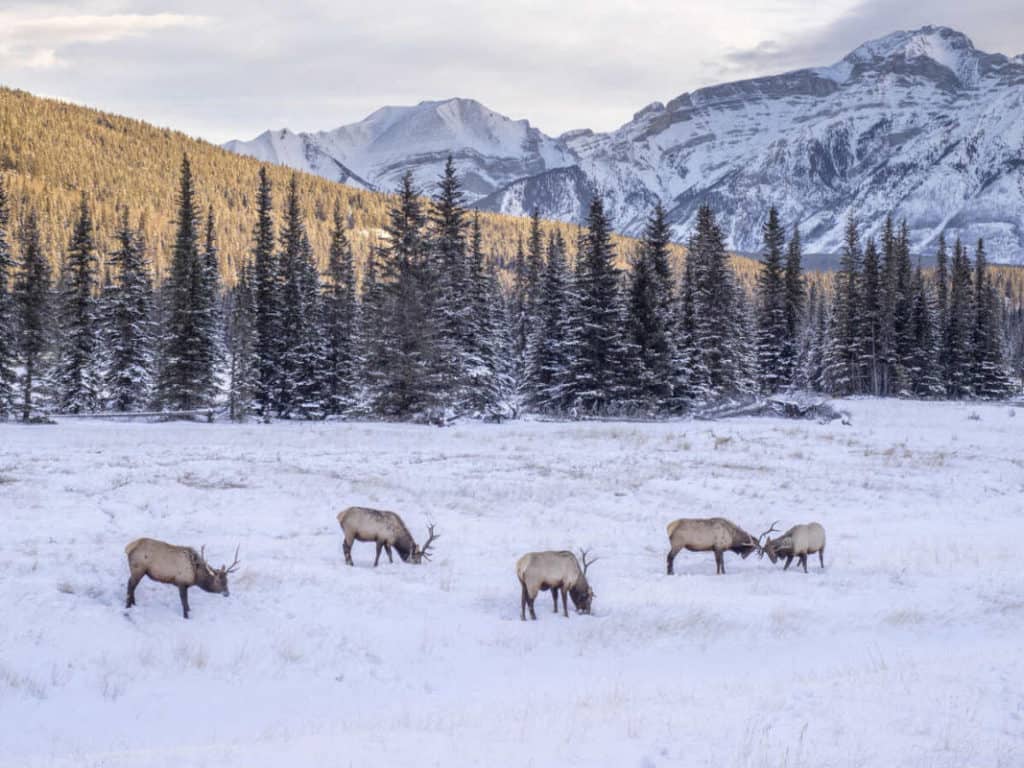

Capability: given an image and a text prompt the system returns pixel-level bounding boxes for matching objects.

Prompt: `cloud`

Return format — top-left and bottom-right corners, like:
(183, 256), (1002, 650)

(0, 10), (208, 69)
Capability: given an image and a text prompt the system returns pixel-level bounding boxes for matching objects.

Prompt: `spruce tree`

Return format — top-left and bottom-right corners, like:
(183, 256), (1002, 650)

(823, 215), (863, 395)
(891, 221), (915, 394)
(196, 207), (222, 401)
(0, 174), (14, 416)
(934, 234), (949, 377)
(860, 237), (882, 395)
(971, 239), (1013, 398)
(252, 167), (279, 417)
(156, 156), (208, 412)
(322, 204), (359, 415)
(104, 208), (154, 411)
(462, 213), (504, 416)
(525, 230), (575, 412)
(55, 194), (101, 413)
(14, 210), (51, 420)
(908, 264), (943, 396)
(624, 203), (675, 410)
(945, 237), (975, 397)
(755, 206), (787, 392)
(226, 257), (258, 420)
(568, 197), (624, 413)
(781, 225), (805, 386)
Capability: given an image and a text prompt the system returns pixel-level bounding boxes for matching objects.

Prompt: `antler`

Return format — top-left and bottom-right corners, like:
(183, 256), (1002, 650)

(225, 545), (241, 573)
(578, 548), (600, 575)
(419, 524), (439, 561)
(757, 521), (780, 548)
(199, 545), (206, 562)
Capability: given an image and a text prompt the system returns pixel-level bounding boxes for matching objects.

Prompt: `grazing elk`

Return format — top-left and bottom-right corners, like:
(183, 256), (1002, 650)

(666, 517), (775, 575)
(124, 538), (240, 619)
(761, 522), (827, 573)
(516, 549), (597, 621)
(336, 506), (439, 567)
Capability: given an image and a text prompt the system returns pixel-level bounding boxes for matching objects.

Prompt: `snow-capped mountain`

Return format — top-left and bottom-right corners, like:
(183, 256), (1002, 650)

(224, 98), (574, 199)
(226, 27), (1024, 263)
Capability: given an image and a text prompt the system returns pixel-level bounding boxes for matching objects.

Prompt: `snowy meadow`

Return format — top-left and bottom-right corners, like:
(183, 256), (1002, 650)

(1, 399), (1023, 767)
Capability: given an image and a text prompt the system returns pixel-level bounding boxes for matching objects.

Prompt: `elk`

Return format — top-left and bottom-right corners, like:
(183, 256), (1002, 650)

(124, 538), (240, 619)
(666, 517), (774, 575)
(336, 506), (439, 567)
(516, 549), (597, 621)
(761, 522), (827, 573)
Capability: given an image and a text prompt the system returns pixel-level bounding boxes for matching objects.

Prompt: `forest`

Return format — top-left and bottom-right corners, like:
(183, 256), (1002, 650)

(0, 153), (1021, 423)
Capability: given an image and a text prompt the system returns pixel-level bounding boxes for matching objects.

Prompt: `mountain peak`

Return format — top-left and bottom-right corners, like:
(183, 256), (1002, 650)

(834, 25), (984, 86)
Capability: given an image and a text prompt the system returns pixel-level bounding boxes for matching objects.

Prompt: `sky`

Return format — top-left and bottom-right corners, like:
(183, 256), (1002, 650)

(1, 0), (1022, 144)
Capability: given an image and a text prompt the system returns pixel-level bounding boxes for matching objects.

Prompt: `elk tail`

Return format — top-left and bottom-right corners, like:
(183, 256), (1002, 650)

(666, 520), (683, 538)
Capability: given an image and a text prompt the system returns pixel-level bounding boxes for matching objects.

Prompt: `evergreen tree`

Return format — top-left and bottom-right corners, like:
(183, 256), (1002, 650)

(823, 215), (864, 395)
(104, 207), (154, 411)
(859, 237), (882, 395)
(196, 207), (222, 400)
(934, 234), (949, 377)
(755, 206), (787, 392)
(568, 197), (625, 413)
(781, 225), (805, 386)
(907, 263), (943, 396)
(226, 257), (258, 420)
(623, 203), (675, 409)
(971, 239), (1013, 398)
(368, 172), (439, 418)
(510, 234), (529, 371)
(461, 212), (504, 416)
(526, 230), (575, 412)
(945, 237), (975, 398)
(14, 209), (51, 420)
(0, 174), (15, 415)
(322, 203), (359, 415)
(427, 157), (470, 409)
(54, 194), (101, 413)
(156, 156), (209, 412)
(891, 221), (915, 394)
(252, 167), (279, 417)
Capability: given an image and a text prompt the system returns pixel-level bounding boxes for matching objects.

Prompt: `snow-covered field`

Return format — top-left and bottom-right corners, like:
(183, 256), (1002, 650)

(1, 400), (1022, 767)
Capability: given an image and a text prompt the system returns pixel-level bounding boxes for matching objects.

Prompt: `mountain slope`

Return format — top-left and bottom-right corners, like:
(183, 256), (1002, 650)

(226, 26), (1024, 264)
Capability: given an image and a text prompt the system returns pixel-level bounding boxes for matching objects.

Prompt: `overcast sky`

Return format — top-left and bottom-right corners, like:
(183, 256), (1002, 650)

(1, 0), (1022, 144)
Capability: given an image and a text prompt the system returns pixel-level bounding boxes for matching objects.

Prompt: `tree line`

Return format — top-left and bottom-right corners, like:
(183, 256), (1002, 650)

(0, 157), (1020, 423)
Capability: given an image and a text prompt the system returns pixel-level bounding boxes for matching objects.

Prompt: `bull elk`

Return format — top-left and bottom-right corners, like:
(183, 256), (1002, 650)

(124, 538), (240, 619)
(666, 517), (774, 575)
(761, 522), (826, 573)
(336, 506), (439, 566)
(516, 549), (597, 621)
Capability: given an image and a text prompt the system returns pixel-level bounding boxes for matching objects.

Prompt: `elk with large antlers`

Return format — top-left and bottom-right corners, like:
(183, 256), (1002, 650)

(516, 549), (597, 621)
(336, 507), (439, 566)
(761, 523), (826, 573)
(124, 538), (240, 619)
(666, 517), (775, 575)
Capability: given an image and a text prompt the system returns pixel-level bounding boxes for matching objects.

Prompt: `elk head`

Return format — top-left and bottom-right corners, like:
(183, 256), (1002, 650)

(757, 522), (781, 563)
(201, 545), (241, 595)
(571, 548), (599, 614)
(409, 524), (439, 564)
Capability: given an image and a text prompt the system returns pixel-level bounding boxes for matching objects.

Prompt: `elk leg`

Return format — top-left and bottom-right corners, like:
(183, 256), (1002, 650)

(819, 548), (825, 569)
(178, 586), (190, 619)
(528, 590), (537, 621)
(374, 542), (383, 567)
(562, 587), (569, 618)
(714, 549), (725, 575)
(125, 573), (142, 608)
(343, 538), (354, 566)
(800, 554), (808, 573)
(667, 547), (679, 575)
(552, 588), (559, 613)
(384, 543), (394, 563)
(520, 582), (528, 621)
(784, 555), (793, 571)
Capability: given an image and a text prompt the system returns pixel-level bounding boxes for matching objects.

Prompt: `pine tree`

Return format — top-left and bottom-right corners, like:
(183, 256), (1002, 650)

(196, 207), (222, 401)
(781, 225), (805, 386)
(971, 239), (1013, 398)
(755, 206), (787, 392)
(156, 156), (209, 412)
(460, 212), (505, 416)
(907, 263), (943, 396)
(623, 203), (675, 410)
(104, 208), (154, 411)
(55, 194), (101, 413)
(368, 172), (438, 418)
(322, 203), (359, 415)
(525, 230), (576, 412)
(859, 237), (882, 395)
(226, 257), (258, 420)
(823, 215), (863, 395)
(945, 237), (975, 398)
(427, 157), (470, 410)
(252, 167), (279, 418)
(568, 197), (625, 413)
(934, 234), (949, 378)
(0, 174), (15, 416)
(891, 221), (915, 394)
(14, 209), (51, 420)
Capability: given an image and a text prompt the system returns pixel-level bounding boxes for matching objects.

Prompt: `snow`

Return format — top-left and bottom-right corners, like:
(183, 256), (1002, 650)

(2, 399), (1023, 766)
